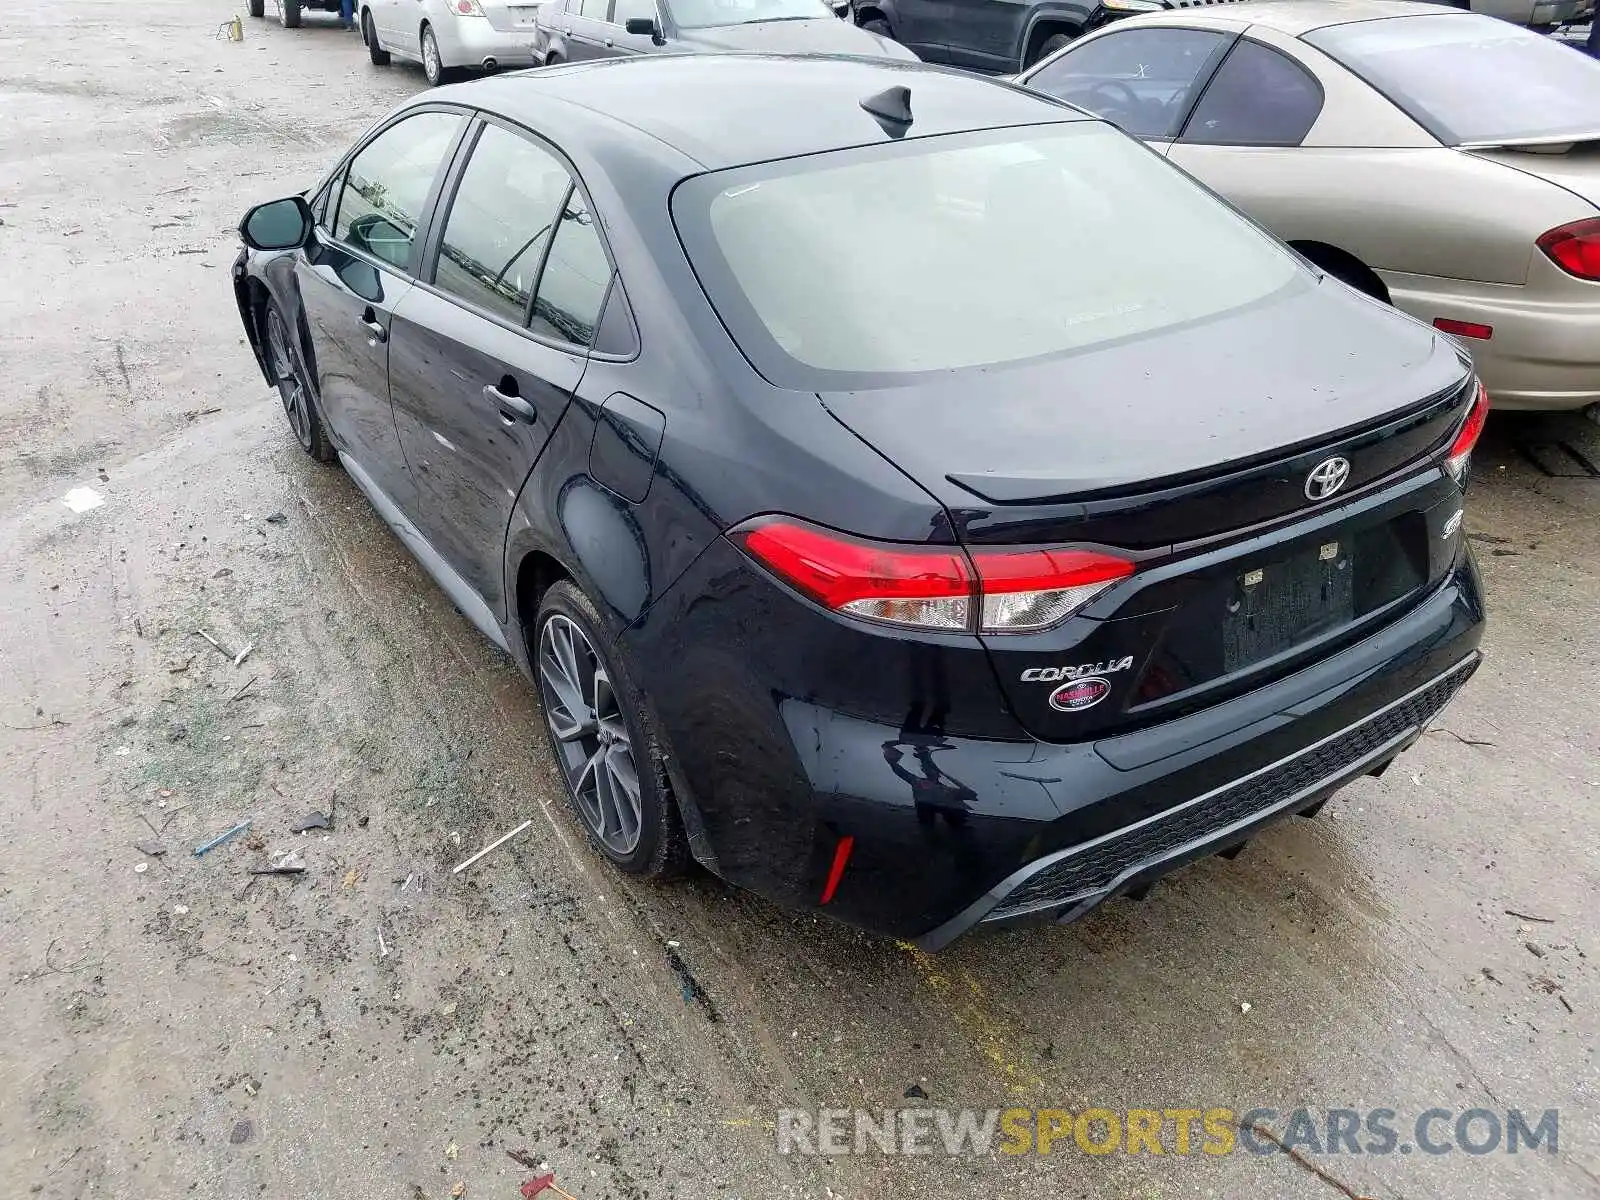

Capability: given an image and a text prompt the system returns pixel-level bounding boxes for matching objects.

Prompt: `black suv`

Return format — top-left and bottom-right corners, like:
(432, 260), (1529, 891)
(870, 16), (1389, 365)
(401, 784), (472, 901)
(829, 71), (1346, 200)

(853, 0), (1249, 72)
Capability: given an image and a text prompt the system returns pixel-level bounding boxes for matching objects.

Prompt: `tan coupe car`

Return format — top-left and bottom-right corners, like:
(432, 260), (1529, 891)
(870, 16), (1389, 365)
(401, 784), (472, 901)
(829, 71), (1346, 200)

(1018, 1), (1600, 411)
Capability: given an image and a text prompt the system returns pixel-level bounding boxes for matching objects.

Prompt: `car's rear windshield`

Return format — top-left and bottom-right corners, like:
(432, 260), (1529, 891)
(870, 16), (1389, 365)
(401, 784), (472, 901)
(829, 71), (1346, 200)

(1304, 14), (1600, 146)
(671, 122), (1303, 389)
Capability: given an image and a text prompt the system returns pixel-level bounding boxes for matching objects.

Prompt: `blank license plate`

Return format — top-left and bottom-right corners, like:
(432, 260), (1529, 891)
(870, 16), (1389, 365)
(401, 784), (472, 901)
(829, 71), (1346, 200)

(1221, 541), (1354, 672)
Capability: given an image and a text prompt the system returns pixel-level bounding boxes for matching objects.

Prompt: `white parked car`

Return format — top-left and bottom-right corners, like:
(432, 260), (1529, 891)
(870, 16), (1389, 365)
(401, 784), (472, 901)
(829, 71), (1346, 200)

(359, 0), (545, 85)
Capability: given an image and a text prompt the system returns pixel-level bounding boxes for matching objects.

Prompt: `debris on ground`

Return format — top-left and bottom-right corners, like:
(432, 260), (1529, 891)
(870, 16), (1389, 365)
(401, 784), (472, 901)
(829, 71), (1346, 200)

(265, 511), (287, 524)
(520, 1173), (580, 1200)
(1526, 942), (1546, 958)
(450, 819), (534, 875)
(249, 850), (306, 876)
(133, 862), (149, 874)
(1506, 909), (1555, 924)
(135, 840), (167, 857)
(194, 819), (251, 856)
(229, 1119), (252, 1145)
(292, 811), (330, 833)
(194, 628), (233, 659)
(445, 1141), (458, 1161)
(904, 1084), (927, 1100)
(228, 675), (258, 702)
(450, 1183), (466, 1199)
(1239, 1001), (1253, 1014)
(232, 642), (253, 668)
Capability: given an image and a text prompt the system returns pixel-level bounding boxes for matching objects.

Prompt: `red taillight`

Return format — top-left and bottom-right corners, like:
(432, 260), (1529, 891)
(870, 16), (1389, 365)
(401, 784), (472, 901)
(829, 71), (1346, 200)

(1537, 218), (1600, 281)
(1445, 380), (1490, 484)
(735, 520), (972, 630)
(732, 518), (1134, 633)
(1433, 317), (1493, 341)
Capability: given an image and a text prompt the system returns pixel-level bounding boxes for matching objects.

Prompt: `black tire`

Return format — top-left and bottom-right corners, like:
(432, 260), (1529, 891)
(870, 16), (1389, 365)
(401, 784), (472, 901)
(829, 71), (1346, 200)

(1030, 31), (1073, 65)
(533, 580), (689, 879)
(280, 0), (303, 28)
(262, 301), (334, 462)
(248, 0), (265, 17)
(421, 26), (458, 86)
(863, 16), (894, 38)
(543, 50), (563, 66)
(363, 10), (390, 64)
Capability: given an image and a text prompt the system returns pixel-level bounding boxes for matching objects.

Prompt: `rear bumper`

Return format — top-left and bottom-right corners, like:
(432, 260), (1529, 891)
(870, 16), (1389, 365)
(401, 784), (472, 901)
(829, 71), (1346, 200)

(636, 546), (1485, 945)
(1386, 270), (1600, 411)
(919, 649), (1477, 948)
(434, 15), (541, 66)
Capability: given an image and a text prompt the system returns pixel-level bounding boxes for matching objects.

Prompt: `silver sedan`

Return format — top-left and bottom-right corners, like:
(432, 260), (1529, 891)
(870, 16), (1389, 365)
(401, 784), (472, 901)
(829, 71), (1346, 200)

(1018, 1), (1600, 411)
(359, 0), (545, 85)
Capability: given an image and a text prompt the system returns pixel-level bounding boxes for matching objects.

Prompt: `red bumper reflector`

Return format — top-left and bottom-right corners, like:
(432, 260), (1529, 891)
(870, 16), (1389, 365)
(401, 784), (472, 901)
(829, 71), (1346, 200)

(1433, 317), (1493, 340)
(819, 835), (855, 905)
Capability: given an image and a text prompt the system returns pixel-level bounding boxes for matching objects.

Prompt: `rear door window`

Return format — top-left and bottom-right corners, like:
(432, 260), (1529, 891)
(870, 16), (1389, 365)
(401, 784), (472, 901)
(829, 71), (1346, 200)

(1024, 28), (1234, 139)
(432, 124), (573, 325)
(1180, 39), (1323, 146)
(529, 191), (612, 347)
(333, 111), (462, 272)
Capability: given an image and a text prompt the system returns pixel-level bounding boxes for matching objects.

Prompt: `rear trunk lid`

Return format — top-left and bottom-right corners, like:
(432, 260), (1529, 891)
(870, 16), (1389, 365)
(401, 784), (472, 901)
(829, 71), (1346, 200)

(1467, 139), (1600, 212)
(482, 0), (544, 32)
(819, 282), (1476, 741)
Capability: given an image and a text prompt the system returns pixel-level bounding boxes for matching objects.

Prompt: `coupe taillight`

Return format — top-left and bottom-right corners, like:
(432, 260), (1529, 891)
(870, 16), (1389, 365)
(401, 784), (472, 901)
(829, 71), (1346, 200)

(732, 518), (1134, 634)
(1536, 218), (1600, 281)
(1444, 380), (1490, 485)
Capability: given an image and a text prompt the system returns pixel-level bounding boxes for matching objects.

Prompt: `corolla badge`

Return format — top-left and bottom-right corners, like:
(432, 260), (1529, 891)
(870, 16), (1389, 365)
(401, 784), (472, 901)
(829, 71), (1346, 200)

(1305, 456), (1351, 501)
(1049, 676), (1111, 712)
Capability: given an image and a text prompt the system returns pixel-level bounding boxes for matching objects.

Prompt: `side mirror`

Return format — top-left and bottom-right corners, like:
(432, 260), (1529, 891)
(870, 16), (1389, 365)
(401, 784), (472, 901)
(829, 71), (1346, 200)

(625, 16), (664, 41)
(239, 196), (313, 252)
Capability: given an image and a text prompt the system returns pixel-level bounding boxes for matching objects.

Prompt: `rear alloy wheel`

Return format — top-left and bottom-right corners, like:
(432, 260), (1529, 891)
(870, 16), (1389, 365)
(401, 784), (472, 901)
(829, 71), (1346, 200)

(280, 0), (302, 28)
(421, 26), (457, 86)
(534, 582), (687, 876)
(364, 11), (390, 64)
(263, 302), (334, 462)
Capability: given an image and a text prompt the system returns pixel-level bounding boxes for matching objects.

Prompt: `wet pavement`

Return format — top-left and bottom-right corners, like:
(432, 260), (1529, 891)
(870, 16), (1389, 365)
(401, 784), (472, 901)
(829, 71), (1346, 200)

(2, 4), (1598, 1199)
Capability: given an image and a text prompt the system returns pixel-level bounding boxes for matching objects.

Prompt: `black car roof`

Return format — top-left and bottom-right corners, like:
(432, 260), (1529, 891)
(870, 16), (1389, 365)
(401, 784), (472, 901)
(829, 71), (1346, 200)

(455, 54), (1090, 171)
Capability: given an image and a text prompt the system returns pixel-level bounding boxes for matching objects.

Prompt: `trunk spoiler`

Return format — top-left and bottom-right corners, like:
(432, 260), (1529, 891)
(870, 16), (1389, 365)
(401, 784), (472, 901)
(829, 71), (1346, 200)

(1458, 132), (1600, 153)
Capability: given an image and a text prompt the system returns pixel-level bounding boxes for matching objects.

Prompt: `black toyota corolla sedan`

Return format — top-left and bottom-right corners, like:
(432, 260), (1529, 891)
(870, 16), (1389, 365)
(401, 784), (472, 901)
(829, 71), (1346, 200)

(232, 54), (1486, 948)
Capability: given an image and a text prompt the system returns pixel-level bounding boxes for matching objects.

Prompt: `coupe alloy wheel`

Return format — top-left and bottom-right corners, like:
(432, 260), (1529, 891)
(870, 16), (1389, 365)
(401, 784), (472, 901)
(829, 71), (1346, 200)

(538, 613), (643, 856)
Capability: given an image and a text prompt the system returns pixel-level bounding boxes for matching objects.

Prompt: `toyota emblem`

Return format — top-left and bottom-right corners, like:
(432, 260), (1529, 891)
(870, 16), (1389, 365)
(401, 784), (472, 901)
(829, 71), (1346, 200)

(1304, 456), (1351, 501)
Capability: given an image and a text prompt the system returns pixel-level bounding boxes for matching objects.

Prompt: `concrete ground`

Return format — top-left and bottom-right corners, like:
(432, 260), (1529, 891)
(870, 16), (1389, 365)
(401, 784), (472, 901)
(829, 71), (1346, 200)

(2, 4), (1597, 1198)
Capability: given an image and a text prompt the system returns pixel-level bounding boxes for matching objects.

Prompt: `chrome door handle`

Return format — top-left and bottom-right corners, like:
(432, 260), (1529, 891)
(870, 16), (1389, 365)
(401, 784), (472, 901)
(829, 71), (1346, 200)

(485, 384), (536, 423)
(604, 37), (613, 45)
(361, 317), (387, 344)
